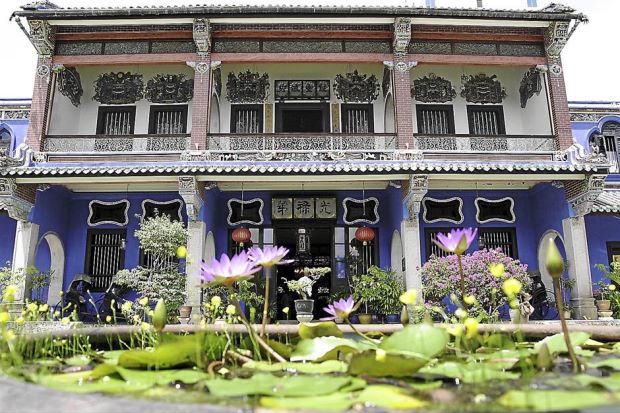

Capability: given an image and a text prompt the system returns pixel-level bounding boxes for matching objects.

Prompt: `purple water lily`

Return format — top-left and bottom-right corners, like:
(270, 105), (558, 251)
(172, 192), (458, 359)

(248, 245), (294, 268)
(201, 251), (261, 286)
(321, 295), (357, 321)
(433, 228), (478, 256)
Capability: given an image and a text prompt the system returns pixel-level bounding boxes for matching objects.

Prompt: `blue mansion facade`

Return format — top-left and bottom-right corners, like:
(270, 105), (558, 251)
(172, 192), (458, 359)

(0, 2), (608, 319)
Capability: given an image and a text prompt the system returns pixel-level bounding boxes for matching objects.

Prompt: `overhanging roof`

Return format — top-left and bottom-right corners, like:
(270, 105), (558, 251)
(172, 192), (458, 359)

(592, 191), (620, 214)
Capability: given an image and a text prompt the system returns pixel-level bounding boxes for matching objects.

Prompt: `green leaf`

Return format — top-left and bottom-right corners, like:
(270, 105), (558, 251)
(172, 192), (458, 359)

(64, 355), (91, 367)
(419, 361), (519, 384)
(260, 385), (426, 411)
(589, 358), (620, 370)
(290, 337), (367, 362)
(533, 332), (590, 355)
(299, 321), (343, 339)
(37, 371), (150, 394)
(243, 360), (348, 374)
(379, 324), (448, 359)
(206, 373), (352, 397)
(547, 374), (620, 392)
(91, 364), (209, 386)
(498, 390), (617, 412)
(348, 350), (429, 378)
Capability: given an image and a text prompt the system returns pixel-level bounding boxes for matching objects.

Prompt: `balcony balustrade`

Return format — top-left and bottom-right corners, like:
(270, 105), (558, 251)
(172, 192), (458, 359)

(43, 134), (191, 153)
(412, 134), (558, 152)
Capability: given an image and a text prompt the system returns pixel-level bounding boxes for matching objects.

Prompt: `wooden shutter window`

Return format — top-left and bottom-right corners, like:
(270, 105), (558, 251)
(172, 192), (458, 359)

(416, 105), (455, 135)
(231, 105), (263, 133)
(96, 106), (136, 135)
(85, 229), (126, 291)
(341, 104), (374, 134)
(467, 105), (506, 135)
(149, 105), (188, 134)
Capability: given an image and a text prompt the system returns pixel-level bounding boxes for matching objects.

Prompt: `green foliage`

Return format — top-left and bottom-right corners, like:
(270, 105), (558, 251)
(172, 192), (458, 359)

(0, 264), (25, 300)
(533, 332), (591, 355)
(243, 360), (348, 374)
(351, 266), (403, 314)
(134, 214), (188, 260)
(498, 390), (617, 412)
(298, 321), (343, 339)
(206, 373), (352, 397)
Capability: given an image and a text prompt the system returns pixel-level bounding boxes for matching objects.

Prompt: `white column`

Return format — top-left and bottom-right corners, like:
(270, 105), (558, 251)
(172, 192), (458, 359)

(185, 221), (206, 314)
(401, 219), (423, 294)
(562, 216), (597, 320)
(11, 221), (39, 302)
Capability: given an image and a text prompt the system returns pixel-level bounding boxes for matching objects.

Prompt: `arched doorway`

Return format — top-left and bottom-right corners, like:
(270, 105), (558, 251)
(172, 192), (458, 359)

(35, 232), (65, 305)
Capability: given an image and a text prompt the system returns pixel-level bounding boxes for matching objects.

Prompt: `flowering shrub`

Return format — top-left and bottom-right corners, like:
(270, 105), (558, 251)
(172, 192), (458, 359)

(421, 248), (531, 318)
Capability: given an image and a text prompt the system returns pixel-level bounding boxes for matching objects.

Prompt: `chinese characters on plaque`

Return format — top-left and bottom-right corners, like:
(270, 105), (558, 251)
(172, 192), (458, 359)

(272, 197), (336, 220)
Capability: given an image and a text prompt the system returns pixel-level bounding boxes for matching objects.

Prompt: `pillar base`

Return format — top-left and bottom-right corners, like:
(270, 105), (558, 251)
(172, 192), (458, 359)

(570, 297), (598, 320)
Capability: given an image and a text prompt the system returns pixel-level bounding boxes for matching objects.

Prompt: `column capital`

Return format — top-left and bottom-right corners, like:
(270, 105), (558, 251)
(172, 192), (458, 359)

(28, 19), (55, 57)
(565, 174), (606, 217)
(403, 175), (428, 223)
(0, 178), (34, 222)
(178, 176), (204, 222)
(393, 17), (412, 57)
(193, 18), (211, 56)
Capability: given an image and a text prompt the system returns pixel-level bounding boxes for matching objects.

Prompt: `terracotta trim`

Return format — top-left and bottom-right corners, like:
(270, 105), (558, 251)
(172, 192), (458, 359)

(52, 53), (197, 65)
(412, 32), (544, 43)
(411, 54), (547, 66)
(212, 30), (392, 39)
(211, 52), (392, 63)
(55, 31), (193, 41)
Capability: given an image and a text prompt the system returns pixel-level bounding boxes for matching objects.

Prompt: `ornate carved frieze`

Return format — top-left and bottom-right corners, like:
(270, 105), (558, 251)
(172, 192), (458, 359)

(567, 174), (606, 217)
(56, 67), (83, 107)
(145, 74), (194, 103)
(226, 71), (269, 103)
(193, 18), (211, 55)
(274, 80), (330, 101)
(93, 72), (144, 104)
(412, 73), (456, 103)
(546, 21), (571, 59)
(403, 175), (428, 222)
(393, 17), (412, 57)
(28, 19), (54, 56)
(0, 178), (33, 222)
(334, 70), (379, 103)
(460, 74), (506, 104)
(519, 68), (542, 109)
(178, 176), (203, 222)
(570, 112), (605, 123)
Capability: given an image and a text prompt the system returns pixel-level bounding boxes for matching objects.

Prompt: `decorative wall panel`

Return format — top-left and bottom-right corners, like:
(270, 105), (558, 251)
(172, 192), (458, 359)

(409, 41), (451, 54)
(274, 80), (330, 101)
(342, 197), (379, 225)
(499, 43), (545, 57)
(460, 74), (506, 104)
(263, 40), (341, 53)
(344, 40), (391, 53)
(334, 70), (379, 103)
(151, 41), (196, 54)
(57, 67), (83, 107)
(453, 42), (497, 56)
(412, 74), (456, 103)
(56, 41), (103, 55)
(213, 39), (261, 53)
(146, 74), (194, 103)
(104, 41), (150, 55)
(226, 71), (269, 103)
(519, 68), (542, 109)
(93, 72), (144, 105)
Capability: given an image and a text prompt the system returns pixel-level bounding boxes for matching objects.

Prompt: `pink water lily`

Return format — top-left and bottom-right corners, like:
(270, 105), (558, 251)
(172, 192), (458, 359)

(433, 228), (478, 256)
(201, 251), (261, 286)
(248, 245), (294, 268)
(321, 295), (358, 321)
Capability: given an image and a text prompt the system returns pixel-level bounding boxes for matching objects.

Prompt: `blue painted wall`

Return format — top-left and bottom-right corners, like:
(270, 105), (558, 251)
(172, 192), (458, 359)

(419, 184), (569, 272)
(585, 214), (620, 284)
(0, 215), (16, 267)
(0, 119), (28, 154)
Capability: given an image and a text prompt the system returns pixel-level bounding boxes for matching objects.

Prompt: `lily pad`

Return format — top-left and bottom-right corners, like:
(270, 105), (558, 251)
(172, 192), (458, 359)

(299, 322), (343, 339)
(64, 355), (91, 367)
(547, 374), (620, 392)
(498, 390), (617, 412)
(91, 363), (209, 386)
(260, 385), (426, 410)
(589, 358), (620, 370)
(533, 332), (590, 355)
(290, 337), (367, 362)
(37, 371), (150, 394)
(419, 361), (519, 384)
(380, 324), (448, 359)
(206, 373), (352, 397)
(348, 350), (429, 378)
(243, 360), (348, 374)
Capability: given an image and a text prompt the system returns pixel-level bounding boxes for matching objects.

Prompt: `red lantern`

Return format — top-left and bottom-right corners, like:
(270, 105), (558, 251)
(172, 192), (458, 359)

(232, 226), (252, 246)
(355, 226), (375, 245)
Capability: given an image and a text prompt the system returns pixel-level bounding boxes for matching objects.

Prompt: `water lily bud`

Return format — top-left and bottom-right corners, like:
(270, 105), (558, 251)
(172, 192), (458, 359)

(176, 245), (188, 259)
(545, 238), (565, 279)
(152, 299), (167, 332)
(400, 305), (410, 325)
(536, 343), (553, 371)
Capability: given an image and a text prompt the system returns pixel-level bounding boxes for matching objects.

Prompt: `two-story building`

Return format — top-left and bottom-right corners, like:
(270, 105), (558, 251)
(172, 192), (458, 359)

(0, 2), (606, 320)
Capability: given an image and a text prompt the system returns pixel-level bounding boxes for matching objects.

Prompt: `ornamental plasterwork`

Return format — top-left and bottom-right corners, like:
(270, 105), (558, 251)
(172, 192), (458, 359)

(519, 68), (542, 109)
(178, 176), (203, 221)
(226, 71), (270, 103)
(57, 67), (83, 107)
(28, 20), (54, 56)
(412, 73), (456, 103)
(546, 21), (571, 59)
(568, 174), (606, 217)
(570, 112), (605, 123)
(145, 74), (194, 103)
(227, 198), (265, 225)
(342, 197), (380, 225)
(333, 70), (380, 103)
(93, 72), (144, 105)
(403, 175), (428, 222)
(193, 18), (211, 55)
(393, 17), (412, 57)
(475, 197), (516, 224)
(423, 197), (464, 224)
(141, 199), (183, 222)
(87, 200), (129, 227)
(460, 74), (506, 104)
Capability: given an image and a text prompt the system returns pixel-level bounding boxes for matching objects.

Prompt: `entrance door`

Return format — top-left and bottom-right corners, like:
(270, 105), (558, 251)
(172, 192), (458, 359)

(275, 103), (330, 133)
(275, 225), (333, 320)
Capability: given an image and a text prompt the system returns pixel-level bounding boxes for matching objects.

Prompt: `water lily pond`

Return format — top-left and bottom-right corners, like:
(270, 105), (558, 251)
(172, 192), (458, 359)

(4, 323), (620, 412)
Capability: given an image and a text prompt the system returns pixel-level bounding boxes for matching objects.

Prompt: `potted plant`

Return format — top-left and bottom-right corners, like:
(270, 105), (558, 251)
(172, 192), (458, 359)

(372, 267), (405, 324)
(351, 267), (386, 324)
(559, 277), (575, 319)
(595, 263), (620, 316)
(282, 267), (328, 323)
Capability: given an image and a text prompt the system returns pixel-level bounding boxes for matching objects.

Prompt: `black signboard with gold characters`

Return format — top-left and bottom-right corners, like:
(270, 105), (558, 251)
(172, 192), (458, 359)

(272, 197), (336, 220)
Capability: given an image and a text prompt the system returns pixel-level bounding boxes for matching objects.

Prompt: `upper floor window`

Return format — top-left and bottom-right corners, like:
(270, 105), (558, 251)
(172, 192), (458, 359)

(416, 105), (455, 134)
(148, 105), (188, 134)
(96, 106), (136, 135)
(341, 104), (374, 133)
(231, 104), (263, 133)
(467, 105), (505, 135)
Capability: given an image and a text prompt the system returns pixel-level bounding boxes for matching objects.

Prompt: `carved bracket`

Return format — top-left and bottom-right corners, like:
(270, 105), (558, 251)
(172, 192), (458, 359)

(0, 178), (34, 222)
(393, 17), (412, 57)
(403, 175), (428, 222)
(28, 20), (54, 56)
(193, 18), (211, 55)
(334, 70), (379, 103)
(567, 174), (606, 217)
(546, 21), (570, 59)
(178, 176), (204, 221)
(412, 73), (456, 103)
(56, 66), (83, 107)
(519, 68), (542, 109)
